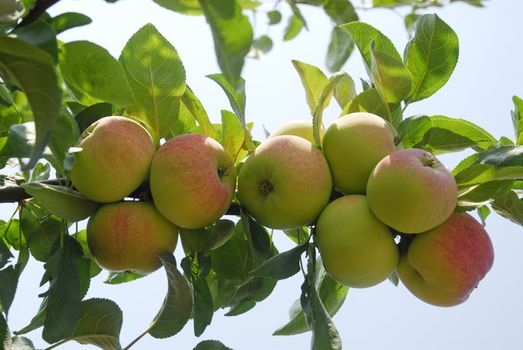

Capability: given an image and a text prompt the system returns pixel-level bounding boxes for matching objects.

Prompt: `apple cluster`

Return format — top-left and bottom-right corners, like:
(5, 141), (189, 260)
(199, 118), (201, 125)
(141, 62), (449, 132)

(237, 112), (494, 307)
(70, 116), (236, 274)
(71, 113), (494, 307)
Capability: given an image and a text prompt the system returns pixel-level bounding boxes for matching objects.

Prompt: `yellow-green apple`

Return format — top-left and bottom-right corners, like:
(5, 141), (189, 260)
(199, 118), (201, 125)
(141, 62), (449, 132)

(87, 201), (178, 274)
(397, 212), (494, 306)
(322, 112), (398, 194)
(316, 195), (399, 288)
(150, 133), (236, 229)
(367, 148), (457, 233)
(269, 119), (325, 144)
(238, 135), (332, 229)
(70, 116), (156, 203)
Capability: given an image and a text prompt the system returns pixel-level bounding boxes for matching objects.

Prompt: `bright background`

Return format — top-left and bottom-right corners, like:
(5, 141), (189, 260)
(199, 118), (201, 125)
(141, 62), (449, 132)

(2, 0), (523, 349)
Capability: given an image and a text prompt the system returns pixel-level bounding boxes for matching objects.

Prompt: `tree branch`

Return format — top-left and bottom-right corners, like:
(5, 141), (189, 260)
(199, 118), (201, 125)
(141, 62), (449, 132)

(16, 0), (62, 28)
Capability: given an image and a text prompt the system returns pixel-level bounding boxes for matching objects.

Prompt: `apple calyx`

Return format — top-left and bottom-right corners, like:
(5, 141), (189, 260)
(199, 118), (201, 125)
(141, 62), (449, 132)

(419, 153), (439, 168)
(259, 180), (274, 196)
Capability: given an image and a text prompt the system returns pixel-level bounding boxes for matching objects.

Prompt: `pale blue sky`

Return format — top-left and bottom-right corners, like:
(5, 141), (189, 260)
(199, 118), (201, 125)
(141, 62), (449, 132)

(3, 0), (523, 349)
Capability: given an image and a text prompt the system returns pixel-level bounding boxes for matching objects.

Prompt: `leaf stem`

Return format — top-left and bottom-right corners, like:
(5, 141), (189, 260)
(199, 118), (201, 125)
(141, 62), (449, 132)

(44, 338), (69, 350)
(122, 327), (151, 350)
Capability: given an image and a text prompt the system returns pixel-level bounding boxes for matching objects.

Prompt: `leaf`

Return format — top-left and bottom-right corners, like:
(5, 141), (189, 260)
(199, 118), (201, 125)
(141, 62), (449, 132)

(250, 240), (308, 280)
(68, 298), (123, 350)
(283, 15), (304, 41)
(41, 236), (84, 343)
(199, 0), (253, 87)
(179, 86), (214, 137)
(398, 115), (431, 148)
(12, 19), (58, 63)
(341, 21), (401, 72)
(326, 27), (354, 73)
(193, 340), (232, 350)
(323, 0), (358, 25)
(210, 222), (250, 280)
(148, 253), (192, 339)
(192, 272), (213, 337)
(370, 43), (412, 105)
(274, 273), (348, 336)
(492, 191), (523, 226)
(0, 36), (60, 169)
(412, 115), (497, 153)
(0, 266), (19, 315)
(300, 276), (342, 349)
(286, 0), (308, 29)
(21, 183), (99, 222)
(405, 14), (459, 102)
(512, 96), (523, 145)
(455, 165), (523, 187)
(74, 102), (113, 134)
(476, 145), (523, 167)
(119, 24), (186, 140)
(103, 271), (145, 285)
(333, 73), (356, 110)
(180, 220), (236, 253)
(283, 227), (310, 245)
(20, 201), (61, 262)
(60, 41), (132, 106)
(0, 313), (7, 348)
(49, 12), (92, 34)
(342, 88), (397, 123)
(153, 0), (202, 15)
(250, 35), (273, 57)
(267, 10), (282, 24)
(477, 205), (491, 226)
(458, 181), (513, 208)
(47, 113), (80, 174)
(292, 60), (329, 114)
(221, 110), (245, 163)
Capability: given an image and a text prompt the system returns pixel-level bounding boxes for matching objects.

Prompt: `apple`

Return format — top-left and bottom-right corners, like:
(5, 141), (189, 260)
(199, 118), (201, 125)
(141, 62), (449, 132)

(87, 201), (179, 274)
(315, 195), (399, 288)
(70, 116), (156, 203)
(322, 112), (398, 194)
(397, 212), (494, 306)
(366, 148), (457, 233)
(268, 119), (325, 144)
(150, 133), (236, 229)
(238, 135), (332, 229)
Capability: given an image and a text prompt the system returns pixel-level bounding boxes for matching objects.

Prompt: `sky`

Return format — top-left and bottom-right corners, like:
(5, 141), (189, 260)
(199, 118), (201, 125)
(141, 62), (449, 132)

(2, 0), (523, 349)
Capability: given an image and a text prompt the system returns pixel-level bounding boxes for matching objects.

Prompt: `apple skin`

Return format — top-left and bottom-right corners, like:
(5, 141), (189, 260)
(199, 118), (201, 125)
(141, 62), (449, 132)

(269, 119), (325, 144)
(366, 148), (457, 233)
(150, 133), (236, 229)
(316, 195), (399, 288)
(238, 135), (332, 229)
(70, 116), (156, 203)
(397, 212), (494, 306)
(87, 201), (179, 274)
(322, 112), (398, 194)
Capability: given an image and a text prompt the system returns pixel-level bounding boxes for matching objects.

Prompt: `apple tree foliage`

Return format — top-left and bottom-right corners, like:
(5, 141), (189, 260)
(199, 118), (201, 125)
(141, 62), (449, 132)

(0, 0), (521, 349)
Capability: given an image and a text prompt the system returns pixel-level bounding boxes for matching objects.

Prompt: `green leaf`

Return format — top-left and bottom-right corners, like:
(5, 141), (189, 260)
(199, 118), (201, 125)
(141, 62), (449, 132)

(0, 266), (19, 315)
(68, 298), (123, 350)
(193, 340), (232, 350)
(455, 165), (523, 188)
(192, 272), (213, 337)
(20, 201), (61, 262)
(180, 86), (215, 138)
(477, 205), (491, 226)
(274, 273), (348, 336)
(267, 10), (282, 24)
(283, 227), (310, 245)
(326, 27), (354, 73)
(342, 88), (396, 123)
(225, 276), (276, 316)
(153, 0), (202, 15)
(60, 41), (132, 106)
(492, 191), (523, 226)
(74, 102), (113, 134)
(0, 313), (7, 348)
(103, 271), (145, 285)
(0, 36), (60, 169)
(120, 24), (186, 140)
(412, 115), (497, 154)
(49, 12), (92, 34)
(404, 13), (420, 34)
(286, 0), (308, 29)
(12, 19), (58, 63)
(476, 145), (523, 167)
(292, 60), (329, 115)
(405, 14), (459, 102)
(41, 236), (83, 343)
(251, 35), (273, 57)
(47, 113), (80, 174)
(283, 15), (304, 41)
(199, 0), (253, 87)
(512, 96), (523, 145)
(221, 110), (245, 163)
(148, 253), (192, 339)
(370, 43), (412, 105)
(323, 0), (358, 25)
(180, 220), (236, 254)
(333, 73), (356, 110)
(398, 115), (431, 148)
(21, 183), (99, 222)
(210, 222), (250, 280)
(0, 123), (35, 163)
(250, 241), (308, 280)
(458, 181), (514, 208)
(341, 21), (401, 72)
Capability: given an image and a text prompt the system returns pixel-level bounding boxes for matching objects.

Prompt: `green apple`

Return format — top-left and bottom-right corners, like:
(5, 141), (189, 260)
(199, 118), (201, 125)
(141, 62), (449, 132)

(367, 148), (457, 233)
(238, 135), (332, 229)
(70, 116), (156, 203)
(316, 195), (399, 288)
(87, 201), (178, 274)
(150, 133), (236, 229)
(269, 119), (325, 144)
(322, 112), (398, 194)
(397, 212), (494, 306)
